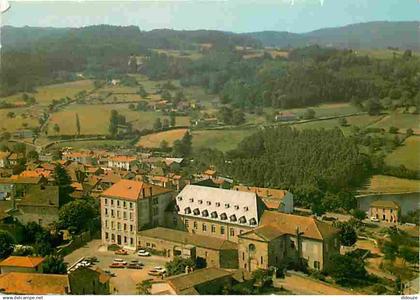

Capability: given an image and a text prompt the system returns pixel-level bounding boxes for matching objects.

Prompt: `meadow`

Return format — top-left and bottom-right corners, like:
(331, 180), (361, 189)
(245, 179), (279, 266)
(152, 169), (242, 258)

(3, 80), (95, 106)
(0, 107), (42, 132)
(359, 175), (420, 194)
(370, 113), (420, 133)
(137, 128), (189, 148)
(385, 136), (420, 171)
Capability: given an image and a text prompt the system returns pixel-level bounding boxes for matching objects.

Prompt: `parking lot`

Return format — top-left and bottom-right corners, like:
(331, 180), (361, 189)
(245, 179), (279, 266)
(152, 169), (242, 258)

(64, 239), (170, 294)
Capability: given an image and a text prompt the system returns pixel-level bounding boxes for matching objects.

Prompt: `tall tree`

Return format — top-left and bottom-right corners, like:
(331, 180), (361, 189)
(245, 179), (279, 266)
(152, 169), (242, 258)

(75, 113), (81, 136)
(54, 164), (74, 206)
(0, 231), (15, 259)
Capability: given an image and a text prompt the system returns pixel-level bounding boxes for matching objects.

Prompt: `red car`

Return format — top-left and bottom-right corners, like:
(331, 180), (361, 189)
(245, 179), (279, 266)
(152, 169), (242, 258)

(114, 249), (128, 255)
(109, 263), (125, 268)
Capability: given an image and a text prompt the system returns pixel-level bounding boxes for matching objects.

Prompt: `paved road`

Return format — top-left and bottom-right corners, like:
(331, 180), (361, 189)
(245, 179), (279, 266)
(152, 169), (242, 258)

(64, 239), (170, 295)
(274, 273), (355, 295)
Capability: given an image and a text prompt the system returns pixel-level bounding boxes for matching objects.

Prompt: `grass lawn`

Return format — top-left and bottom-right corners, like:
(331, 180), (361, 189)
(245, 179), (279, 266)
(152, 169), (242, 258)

(192, 128), (257, 152)
(3, 80), (95, 106)
(359, 175), (420, 194)
(48, 104), (162, 136)
(278, 103), (359, 119)
(0, 107), (41, 132)
(385, 136), (420, 171)
(49, 139), (130, 150)
(370, 113), (420, 132)
(137, 128), (188, 148)
(292, 119), (343, 131)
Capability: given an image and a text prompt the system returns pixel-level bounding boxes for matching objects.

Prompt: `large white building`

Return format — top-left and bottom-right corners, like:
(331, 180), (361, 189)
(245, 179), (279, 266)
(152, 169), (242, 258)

(107, 156), (137, 171)
(175, 185), (266, 242)
(100, 179), (173, 249)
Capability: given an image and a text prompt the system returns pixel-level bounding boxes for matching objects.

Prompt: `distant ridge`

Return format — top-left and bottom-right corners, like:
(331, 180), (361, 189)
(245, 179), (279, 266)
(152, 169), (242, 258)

(246, 21), (420, 50)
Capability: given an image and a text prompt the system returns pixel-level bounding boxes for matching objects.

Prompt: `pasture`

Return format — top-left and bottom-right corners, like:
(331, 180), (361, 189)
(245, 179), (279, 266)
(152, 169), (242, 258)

(3, 80), (95, 106)
(0, 107), (41, 132)
(370, 113), (420, 132)
(137, 128), (188, 148)
(385, 136), (420, 171)
(359, 175), (420, 194)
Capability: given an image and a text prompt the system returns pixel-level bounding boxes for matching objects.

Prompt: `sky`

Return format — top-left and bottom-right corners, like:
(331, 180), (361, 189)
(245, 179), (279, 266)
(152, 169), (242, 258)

(0, 0), (419, 33)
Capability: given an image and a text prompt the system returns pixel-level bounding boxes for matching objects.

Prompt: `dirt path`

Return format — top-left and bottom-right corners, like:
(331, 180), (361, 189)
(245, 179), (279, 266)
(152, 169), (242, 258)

(274, 273), (356, 295)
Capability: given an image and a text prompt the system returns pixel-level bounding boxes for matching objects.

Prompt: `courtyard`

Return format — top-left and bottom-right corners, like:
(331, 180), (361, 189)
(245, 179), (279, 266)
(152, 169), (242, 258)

(64, 239), (170, 294)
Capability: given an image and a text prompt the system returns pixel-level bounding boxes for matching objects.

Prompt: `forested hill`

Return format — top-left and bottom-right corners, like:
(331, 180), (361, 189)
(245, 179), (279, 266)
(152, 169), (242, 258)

(247, 21), (420, 50)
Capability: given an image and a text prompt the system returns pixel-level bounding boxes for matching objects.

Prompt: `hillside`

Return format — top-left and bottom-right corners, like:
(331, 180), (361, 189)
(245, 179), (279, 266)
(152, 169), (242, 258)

(247, 21), (420, 50)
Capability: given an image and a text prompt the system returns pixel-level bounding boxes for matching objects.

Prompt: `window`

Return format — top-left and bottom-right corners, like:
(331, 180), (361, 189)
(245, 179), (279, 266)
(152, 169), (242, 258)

(117, 211), (120, 218)
(124, 224), (127, 231)
(105, 232), (109, 239)
(314, 261), (320, 270)
(198, 200), (203, 204)
(221, 226), (225, 235)
(130, 225), (133, 232)
(130, 238), (133, 245)
(124, 236), (127, 243)
(390, 209), (393, 213)
(105, 198), (108, 205)
(206, 201), (211, 205)
(146, 242), (150, 247)
(111, 209), (114, 217)
(129, 202), (133, 209)
(185, 219), (189, 228)
(105, 208), (108, 216)
(239, 216), (247, 224)
(211, 211), (218, 218)
(290, 240), (295, 249)
(117, 222), (121, 230)
(220, 213), (227, 220)
(229, 228), (235, 236)
(105, 220), (108, 228)
(111, 199), (114, 205)
(211, 225), (216, 233)
(234, 205), (239, 210)
(129, 212), (133, 220)
(193, 221), (198, 229)
(225, 204), (230, 208)
(123, 201), (126, 208)
(189, 198), (194, 203)
(202, 223), (207, 232)
(243, 206), (249, 211)
(117, 200), (120, 207)
(152, 198), (158, 205)
(242, 252), (245, 260)
(216, 202), (220, 207)
(261, 256), (264, 264)
(111, 221), (114, 229)
(178, 197), (183, 201)
(123, 212), (127, 219)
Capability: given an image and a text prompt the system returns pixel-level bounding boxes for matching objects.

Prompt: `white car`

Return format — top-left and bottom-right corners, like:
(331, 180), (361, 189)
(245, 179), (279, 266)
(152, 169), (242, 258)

(113, 258), (127, 265)
(137, 249), (151, 257)
(370, 217), (380, 222)
(154, 266), (166, 273)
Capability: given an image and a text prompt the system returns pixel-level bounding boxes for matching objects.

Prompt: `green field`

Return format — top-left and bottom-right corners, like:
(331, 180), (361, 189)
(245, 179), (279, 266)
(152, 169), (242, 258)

(192, 128), (257, 152)
(49, 139), (130, 150)
(359, 175), (420, 194)
(277, 103), (359, 118)
(137, 128), (189, 148)
(3, 80), (95, 106)
(0, 107), (41, 132)
(385, 136), (420, 171)
(371, 113), (420, 132)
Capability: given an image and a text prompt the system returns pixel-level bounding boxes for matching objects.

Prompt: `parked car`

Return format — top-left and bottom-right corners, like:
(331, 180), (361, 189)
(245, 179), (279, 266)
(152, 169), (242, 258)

(115, 249), (128, 255)
(109, 263), (125, 269)
(85, 256), (98, 263)
(370, 217), (380, 222)
(104, 270), (116, 277)
(113, 258), (127, 265)
(127, 263), (143, 269)
(154, 266), (166, 273)
(137, 249), (151, 257)
(148, 269), (162, 276)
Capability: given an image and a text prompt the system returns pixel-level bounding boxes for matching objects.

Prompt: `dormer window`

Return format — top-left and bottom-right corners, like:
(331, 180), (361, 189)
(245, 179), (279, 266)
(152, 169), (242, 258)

(230, 214), (237, 222)
(239, 216), (247, 224)
(184, 207), (191, 214)
(243, 206), (249, 211)
(175, 205), (180, 212)
(249, 218), (257, 225)
(216, 202), (220, 207)
(220, 213), (227, 220)
(202, 210), (209, 217)
(198, 200), (203, 204)
(206, 201), (211, 206)
(178, 197), (183, 201)
(225, 204), (230, 208)
(189, 198), (194, 203)
(193, 208), (200, 216)
(211, 211), (218, 218)
(234, 205), (239, 210)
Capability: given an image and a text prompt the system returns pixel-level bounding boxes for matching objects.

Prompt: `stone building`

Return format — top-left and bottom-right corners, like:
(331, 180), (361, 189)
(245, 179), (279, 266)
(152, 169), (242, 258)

(238, 211), (339, 272)
(68, 266), (111, 295)
(369, 200), (400, 223)
(175, 185), (266, 242)
(138, 227), (238, 269)
(100, 179), (173, 249)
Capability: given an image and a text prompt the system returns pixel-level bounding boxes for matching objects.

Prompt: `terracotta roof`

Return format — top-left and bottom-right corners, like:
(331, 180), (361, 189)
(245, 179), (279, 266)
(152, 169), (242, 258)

(0, 176), (42, 184)
(233, 185), (288, 200)
(370, 200), (400, 209)
(0, 256), (44, 268)
(139, 227), (238, 251)
(167, 268), (233, 295)
(259, 211), (338, 241)
(203, 169), (216, 176)
(0, 272), (69, 295)
(20, 170), (50, 178)
(63, 152), (92, 158)
(102, 179), (171, 201)
(109, 155), (137, 162)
